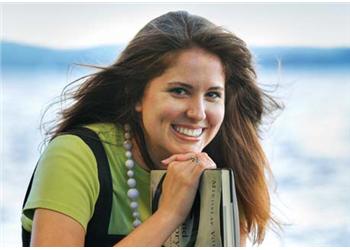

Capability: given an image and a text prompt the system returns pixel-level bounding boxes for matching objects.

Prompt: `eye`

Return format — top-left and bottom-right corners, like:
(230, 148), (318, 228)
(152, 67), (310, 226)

(169, 87), (189, 96)
(206, 91), (222, 100)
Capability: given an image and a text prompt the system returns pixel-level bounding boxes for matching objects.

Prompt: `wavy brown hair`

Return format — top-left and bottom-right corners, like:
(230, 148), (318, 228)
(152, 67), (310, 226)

(42, 11), (282, 244)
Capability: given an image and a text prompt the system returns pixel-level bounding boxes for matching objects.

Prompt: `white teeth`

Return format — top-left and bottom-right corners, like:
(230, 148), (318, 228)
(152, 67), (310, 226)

(174, 126), (203, 137)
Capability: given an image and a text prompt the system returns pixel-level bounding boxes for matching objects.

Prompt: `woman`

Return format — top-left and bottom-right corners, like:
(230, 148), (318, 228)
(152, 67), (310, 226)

(21, 10), (281, 246)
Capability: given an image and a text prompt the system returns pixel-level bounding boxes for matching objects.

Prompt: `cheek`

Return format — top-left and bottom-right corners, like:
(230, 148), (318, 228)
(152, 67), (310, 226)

(207, 104), (225, 128)
(159, 104), (184, 121)
(146, 100), (184, 123)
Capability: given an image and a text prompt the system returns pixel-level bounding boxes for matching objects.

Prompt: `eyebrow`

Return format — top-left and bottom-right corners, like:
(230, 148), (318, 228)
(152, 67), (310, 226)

(167, 81), (224, 91)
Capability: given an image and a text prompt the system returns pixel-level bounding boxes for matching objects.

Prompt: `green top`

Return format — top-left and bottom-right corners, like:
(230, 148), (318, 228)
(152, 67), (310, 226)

(21, 123), (151, 235)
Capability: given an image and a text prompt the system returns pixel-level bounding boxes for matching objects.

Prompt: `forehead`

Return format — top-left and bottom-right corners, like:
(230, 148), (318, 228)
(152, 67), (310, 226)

(167, 47), (223, 70)
(158, 48), (226, 86)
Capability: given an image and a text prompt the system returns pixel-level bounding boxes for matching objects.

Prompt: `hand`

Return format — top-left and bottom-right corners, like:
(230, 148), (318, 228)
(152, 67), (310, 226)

(157, 152), (216, 226)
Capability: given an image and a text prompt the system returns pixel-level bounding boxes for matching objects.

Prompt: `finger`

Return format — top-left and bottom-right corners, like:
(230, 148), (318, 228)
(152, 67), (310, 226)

(190, 154), (217, 176)
(198, 152), (217, 168)
(205, 157), (217, 169)
(161, 152), (197, 165)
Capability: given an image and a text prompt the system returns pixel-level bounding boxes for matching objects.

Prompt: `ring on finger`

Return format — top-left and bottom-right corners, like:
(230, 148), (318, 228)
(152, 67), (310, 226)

(190, 156), (200, 164)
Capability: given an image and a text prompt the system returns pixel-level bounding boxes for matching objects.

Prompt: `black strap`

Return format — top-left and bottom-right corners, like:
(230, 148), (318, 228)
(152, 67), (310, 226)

(151, 172), (201, 247)
(151, 173), (166, 214)
(67, 127), (114, 246)
(22, 127), (124, 247)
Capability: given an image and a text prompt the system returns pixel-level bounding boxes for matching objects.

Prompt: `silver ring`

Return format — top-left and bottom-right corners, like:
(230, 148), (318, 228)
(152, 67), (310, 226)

(190, 156), (200, 164)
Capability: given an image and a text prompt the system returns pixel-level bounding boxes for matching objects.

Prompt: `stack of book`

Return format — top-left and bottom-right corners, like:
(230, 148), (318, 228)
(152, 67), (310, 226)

(150, 169), (240, 247)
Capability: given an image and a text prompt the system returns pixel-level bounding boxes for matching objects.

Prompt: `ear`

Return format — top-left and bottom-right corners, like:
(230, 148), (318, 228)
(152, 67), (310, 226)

(135, 101), (142, 112)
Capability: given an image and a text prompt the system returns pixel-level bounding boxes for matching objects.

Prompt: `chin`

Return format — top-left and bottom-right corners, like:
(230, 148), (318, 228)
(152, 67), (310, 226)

(171, 145), (203, 154)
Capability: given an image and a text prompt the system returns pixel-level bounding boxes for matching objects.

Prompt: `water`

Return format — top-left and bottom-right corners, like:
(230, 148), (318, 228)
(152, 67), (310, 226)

(258, 66), (350, 246)
(1, 63), (350, 246)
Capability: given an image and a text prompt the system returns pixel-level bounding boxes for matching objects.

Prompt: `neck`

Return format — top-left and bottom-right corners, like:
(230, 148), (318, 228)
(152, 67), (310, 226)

(131, 137), (165, 171)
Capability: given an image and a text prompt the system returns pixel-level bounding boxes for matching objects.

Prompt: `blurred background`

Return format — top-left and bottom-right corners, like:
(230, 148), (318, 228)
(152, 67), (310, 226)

(1, 3), (350, 247)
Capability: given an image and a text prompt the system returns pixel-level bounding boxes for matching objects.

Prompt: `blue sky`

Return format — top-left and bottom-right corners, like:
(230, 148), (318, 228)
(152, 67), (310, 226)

(2, 3), (350, 49)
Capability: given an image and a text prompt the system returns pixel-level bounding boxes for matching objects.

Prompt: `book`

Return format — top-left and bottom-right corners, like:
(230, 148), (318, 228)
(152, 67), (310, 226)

(150, 169), (240, 247)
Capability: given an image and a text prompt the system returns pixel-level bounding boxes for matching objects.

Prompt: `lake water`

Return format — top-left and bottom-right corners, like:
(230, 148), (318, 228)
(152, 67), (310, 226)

(1, 64), (350, 246)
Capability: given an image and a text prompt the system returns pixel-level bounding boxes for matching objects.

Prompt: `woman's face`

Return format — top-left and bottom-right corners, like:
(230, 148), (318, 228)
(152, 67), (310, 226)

(135, 48), (225, 166)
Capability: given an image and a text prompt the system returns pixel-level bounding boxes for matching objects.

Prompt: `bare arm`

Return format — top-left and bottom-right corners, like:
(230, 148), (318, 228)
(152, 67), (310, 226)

(115, 209), (181, 246)
(31, 152), (216, 247)
(32, 207), (248, 247)
(31, 207), (181, 247)
(117, 152), (216, 246)
(31, 208), (85, 246)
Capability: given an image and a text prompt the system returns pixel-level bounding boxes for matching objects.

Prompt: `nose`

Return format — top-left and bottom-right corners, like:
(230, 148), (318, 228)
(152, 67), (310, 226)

(186, 96), (206, 121)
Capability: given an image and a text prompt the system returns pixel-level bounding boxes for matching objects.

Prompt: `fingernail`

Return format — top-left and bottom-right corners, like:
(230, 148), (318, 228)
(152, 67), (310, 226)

(161, 159), (169, 164)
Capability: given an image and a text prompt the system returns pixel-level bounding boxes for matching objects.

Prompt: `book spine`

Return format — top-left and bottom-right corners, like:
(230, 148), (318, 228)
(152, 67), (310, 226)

(195, 171), (223, 246)
(230, 170), (240, 246)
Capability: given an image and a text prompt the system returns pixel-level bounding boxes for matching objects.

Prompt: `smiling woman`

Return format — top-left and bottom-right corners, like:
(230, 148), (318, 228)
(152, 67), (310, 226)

(135, 48), (226, 165)
(21, 10), (282, 247)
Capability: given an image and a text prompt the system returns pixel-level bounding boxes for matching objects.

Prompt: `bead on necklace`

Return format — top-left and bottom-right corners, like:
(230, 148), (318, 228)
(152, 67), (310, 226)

(123, 124), (141, 228)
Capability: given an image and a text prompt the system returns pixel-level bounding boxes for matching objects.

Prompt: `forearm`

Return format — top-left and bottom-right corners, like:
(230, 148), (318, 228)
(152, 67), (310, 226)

(116, 153), (214, 247)
(114, 210), (181, 247)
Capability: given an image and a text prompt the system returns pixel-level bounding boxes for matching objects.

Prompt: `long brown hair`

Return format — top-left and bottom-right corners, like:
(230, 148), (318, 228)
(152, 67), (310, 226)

(42, 11), (282, 244)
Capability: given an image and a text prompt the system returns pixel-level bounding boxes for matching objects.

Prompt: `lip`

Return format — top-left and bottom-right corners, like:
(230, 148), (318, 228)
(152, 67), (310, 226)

(170, 124), (204, 142)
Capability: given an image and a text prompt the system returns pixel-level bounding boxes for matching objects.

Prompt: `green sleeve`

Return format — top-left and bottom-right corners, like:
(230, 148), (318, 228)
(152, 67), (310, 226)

(21, 134), (100, 232)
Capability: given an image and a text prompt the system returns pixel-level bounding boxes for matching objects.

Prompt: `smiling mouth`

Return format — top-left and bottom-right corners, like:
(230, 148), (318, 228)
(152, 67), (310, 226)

(171, 125), (204, 138)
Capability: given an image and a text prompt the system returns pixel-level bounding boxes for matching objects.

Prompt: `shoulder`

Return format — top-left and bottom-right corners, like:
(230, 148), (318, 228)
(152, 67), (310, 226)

(84, 122), (123, 146)
(39, 133), (97, 172)
(22, 133), (101, 231)
(37, 132), (100, 190)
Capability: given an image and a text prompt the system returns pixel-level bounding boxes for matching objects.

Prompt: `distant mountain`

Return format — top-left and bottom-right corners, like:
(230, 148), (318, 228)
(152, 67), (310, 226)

(252, 46), (350, 68)
(2, 41), (350, 69)
(1, 41), (122, 69)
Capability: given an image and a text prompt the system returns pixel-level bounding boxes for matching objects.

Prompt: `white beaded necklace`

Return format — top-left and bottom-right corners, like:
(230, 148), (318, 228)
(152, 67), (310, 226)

(123, 124), (141, 228)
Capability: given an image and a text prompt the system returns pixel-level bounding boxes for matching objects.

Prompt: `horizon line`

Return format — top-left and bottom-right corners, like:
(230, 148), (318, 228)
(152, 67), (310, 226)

(2, 39), (350, 51)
